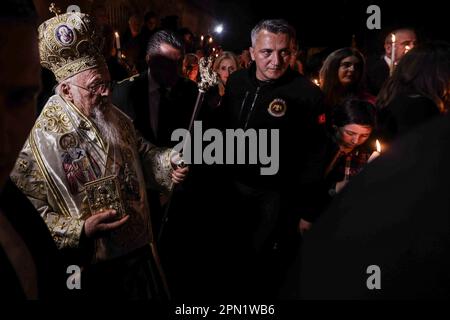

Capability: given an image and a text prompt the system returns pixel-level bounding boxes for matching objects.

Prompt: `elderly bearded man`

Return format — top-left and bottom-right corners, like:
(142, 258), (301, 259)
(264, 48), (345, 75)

(10, 9), (187, 299)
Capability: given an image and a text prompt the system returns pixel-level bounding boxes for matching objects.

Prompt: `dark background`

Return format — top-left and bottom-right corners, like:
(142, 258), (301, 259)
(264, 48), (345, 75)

(196, 0), (448, 54)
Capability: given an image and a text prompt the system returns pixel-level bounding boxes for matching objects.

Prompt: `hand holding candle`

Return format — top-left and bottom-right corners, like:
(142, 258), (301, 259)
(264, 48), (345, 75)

(368, 139), (381, 163)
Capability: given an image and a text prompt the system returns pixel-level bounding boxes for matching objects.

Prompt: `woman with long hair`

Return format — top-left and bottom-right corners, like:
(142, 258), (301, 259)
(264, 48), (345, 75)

(319, 47), (375, 121)
(201, 51), (240, 128)
(213, 51), (240, 96)
(377, 41), (450, 143)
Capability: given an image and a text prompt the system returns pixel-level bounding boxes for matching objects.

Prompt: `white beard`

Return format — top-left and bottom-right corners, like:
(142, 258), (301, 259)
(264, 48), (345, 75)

(90, 104), (122, 147)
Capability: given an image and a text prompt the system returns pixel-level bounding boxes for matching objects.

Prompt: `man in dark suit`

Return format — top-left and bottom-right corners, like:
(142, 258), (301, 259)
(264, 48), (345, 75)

(366, 28), (416, 96)
(111, 31), (198, 298)
(111, 30), (198, 147)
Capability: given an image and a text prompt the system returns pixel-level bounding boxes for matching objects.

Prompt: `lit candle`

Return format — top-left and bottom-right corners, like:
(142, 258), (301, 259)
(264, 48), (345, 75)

(313, 78), (320, 86)
(200, 35), (204, 41)
(344, 156), (351, 181)
(390, 33), (396, 75)
(114, 31), (121, 50)
(209, 36), (213, 44)
(368, 139), (381, 163)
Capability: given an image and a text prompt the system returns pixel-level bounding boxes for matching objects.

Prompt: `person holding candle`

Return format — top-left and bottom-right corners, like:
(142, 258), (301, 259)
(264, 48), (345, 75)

(97, 26), (129, 81)
(298, 110), (450, 300)
(377, 41), (450, 144)
(298, 97), (377, 235)
(92, 5), (129, 81)
(366, 28), (417, 96)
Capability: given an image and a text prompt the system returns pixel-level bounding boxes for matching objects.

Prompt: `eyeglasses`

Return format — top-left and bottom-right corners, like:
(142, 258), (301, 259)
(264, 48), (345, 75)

(70, 81), (111, 94)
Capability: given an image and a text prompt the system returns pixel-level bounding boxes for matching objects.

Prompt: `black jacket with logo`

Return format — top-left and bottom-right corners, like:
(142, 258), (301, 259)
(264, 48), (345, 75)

(222, 65), (326, 216)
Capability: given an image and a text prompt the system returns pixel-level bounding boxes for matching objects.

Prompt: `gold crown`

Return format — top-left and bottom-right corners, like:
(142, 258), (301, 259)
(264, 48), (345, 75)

(38, 7), (105, 82)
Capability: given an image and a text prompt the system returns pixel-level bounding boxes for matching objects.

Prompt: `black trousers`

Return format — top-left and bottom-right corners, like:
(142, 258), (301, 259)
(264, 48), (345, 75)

(82, 245), (167, 300)
(230, 181), (299, 299)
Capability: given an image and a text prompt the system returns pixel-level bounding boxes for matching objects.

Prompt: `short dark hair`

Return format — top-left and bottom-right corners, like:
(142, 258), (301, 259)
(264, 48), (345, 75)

(146, 30), (184, 56)
(251, 19), (296, 47)
(332, 98), (377, 129)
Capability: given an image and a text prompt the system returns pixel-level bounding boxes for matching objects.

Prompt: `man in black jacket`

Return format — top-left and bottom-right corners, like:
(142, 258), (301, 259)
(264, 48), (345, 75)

(221, 19), (326, 298)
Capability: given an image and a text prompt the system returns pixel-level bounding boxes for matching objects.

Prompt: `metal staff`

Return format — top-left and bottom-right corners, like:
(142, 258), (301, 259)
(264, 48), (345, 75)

(158, 56), (219, 242)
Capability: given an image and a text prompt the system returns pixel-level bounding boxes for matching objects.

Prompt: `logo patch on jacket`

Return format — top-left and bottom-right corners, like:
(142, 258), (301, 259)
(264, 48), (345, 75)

(267, 98), (287, 117)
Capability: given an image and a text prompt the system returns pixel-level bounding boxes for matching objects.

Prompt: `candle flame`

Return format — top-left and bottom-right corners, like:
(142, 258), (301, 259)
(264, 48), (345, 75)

(200, 35), (204, 41)
(405, 45), (410, 54)
(376, 139), (381, 153)
(313, 78), (320, 86)
(114, 31), (119, 38)
(391, 33), (396, 44)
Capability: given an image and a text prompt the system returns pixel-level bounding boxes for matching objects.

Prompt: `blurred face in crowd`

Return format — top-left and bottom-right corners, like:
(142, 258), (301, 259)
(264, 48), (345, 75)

(146, 17), (157, 31)
(385, 29), (417, 63)
(217, 58), (237, 84)
(183, 54), (199, 82)
(183, 33), (193, 45)
(336, 124), (372, 151)
(250, 30), (291, 81)
(94, 6), (109, 26)
(0, 23), (41, 190)
(338, 55), (361, 87)
(187, 65), (198, 82)
(128, 15), (141, 35)
(240, 49), (251, 67)
(148, 43), (182, 88)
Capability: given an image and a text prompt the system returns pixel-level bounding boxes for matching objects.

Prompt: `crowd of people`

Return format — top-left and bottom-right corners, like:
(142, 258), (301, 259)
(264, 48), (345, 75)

(1, 0), (450, 301)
